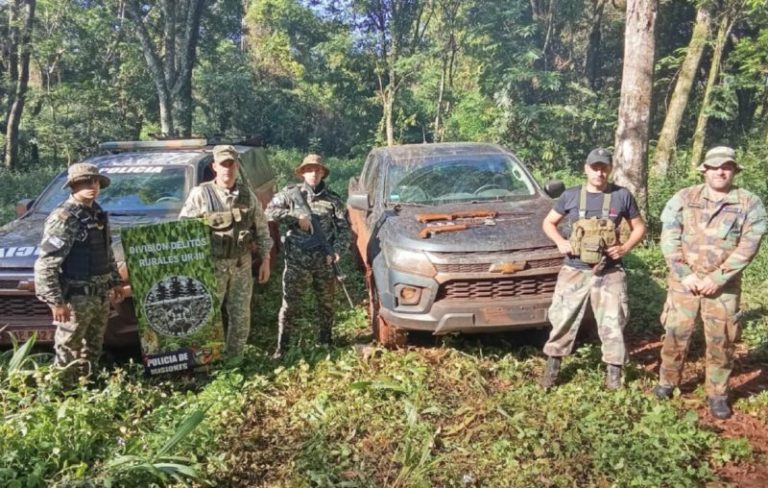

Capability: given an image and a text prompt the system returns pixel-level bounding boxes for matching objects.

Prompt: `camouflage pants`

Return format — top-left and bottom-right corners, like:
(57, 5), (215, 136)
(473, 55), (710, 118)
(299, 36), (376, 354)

(54, 294), (110, 379)
(658, 279), (740, 397)
(543, 265), (629, 365)
(276, 251), (336, 351)
(214, 254), (254, 356)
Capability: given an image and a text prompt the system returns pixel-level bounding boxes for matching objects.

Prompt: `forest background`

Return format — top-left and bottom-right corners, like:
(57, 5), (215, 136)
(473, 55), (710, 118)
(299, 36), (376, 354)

(3, 0), (768, 486)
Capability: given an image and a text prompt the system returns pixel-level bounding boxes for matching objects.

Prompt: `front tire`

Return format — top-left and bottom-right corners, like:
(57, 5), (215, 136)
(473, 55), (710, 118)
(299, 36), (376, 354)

(368, 280), (407, 348)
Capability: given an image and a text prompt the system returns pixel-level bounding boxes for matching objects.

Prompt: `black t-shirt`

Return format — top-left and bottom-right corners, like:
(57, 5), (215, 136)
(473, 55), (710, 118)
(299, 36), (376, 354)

(553, 184), (640, 269)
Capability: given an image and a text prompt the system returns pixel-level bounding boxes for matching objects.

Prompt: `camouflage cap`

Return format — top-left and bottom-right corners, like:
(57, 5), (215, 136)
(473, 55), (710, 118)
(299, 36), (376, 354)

(212, 145), (241, 165)
(699, 146), (741, 172)
(62, 163), (111, 190)
(294, 153), (330, 178)
(586, 147), (612, 166)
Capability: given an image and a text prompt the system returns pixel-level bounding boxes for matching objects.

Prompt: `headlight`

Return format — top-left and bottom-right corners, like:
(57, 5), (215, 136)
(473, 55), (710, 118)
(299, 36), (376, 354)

(386, 248), (436, 277)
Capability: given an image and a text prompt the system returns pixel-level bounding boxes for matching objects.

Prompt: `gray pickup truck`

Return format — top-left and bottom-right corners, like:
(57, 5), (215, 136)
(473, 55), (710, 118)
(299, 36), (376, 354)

(347, 142), (564, 346)
(0, 139), (278, 349)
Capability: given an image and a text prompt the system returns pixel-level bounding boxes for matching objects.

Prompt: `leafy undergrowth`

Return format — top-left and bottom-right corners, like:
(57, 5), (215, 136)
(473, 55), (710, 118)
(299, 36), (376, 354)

(215, 346), (720, 487)
(3, 292), (765, 487)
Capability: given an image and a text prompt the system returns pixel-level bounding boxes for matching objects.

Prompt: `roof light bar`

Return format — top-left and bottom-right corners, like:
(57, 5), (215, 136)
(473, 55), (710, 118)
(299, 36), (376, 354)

(98, 139), (208, 151)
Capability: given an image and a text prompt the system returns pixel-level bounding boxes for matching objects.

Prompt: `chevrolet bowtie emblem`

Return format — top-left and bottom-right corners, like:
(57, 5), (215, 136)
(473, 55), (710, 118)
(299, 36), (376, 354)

(489, 262), (527, 274)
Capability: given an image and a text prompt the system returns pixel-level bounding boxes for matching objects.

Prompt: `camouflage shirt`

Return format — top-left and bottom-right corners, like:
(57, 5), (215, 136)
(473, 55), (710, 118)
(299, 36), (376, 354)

(266, 181), (351, 258)
(34, 196), (121, 306)
(179, 181), (272, 260)
(660, 184), (767, 286)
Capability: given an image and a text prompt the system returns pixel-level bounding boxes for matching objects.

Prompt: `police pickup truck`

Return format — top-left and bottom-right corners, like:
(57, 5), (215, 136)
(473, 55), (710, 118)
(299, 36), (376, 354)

(0, 139), (278, 349)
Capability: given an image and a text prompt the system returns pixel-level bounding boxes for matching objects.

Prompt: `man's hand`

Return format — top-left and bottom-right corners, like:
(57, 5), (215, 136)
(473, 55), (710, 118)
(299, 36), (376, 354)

(555, 240), (574, 256)
(681, 274), (701, 294)
(258, 258), (271, 284)
(108, 286), (125, 305)
(298, 215), (313, 233)
(698, 276), (722, 296)
(606, 244), (628, 260)
(50, 303), (70, 323)
(326, 253), (340, 266)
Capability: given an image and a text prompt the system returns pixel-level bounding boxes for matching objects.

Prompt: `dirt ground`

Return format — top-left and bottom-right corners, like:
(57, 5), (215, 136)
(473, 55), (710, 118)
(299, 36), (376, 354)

(628, 334), (768, 487)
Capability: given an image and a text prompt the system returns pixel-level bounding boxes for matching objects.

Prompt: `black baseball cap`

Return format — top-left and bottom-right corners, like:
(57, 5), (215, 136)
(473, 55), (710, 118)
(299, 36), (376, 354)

(586, 148), (612, 166)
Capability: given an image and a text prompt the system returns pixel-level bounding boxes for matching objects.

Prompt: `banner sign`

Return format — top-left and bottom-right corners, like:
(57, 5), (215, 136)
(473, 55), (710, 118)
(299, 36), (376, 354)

(121, 219), (223, 375)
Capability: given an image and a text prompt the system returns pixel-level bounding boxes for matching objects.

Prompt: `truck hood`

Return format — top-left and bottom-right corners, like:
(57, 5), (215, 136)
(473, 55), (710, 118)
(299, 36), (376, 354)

(0, 213), (172, 269)
(379, 199), (554, 253)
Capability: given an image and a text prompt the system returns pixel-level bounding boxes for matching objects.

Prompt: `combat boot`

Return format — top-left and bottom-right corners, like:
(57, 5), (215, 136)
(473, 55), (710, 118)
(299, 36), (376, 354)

(708, 396), (732, 420)
(653, 384), (674, 400)
(540, 356), (561, 389)
(606, 364), (622, 390)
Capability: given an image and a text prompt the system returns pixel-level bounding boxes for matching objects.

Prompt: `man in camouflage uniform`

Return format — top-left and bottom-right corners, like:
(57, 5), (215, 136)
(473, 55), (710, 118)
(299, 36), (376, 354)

(267, 154), (351, 358)
(180, 145), (272, 356)
(34, 163), (124, 381)
(654, 146), (766, 419)
(540, 148), (647, 389)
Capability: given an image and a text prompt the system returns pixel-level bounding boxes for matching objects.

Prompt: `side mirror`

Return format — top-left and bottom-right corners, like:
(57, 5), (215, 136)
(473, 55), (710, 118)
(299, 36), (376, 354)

(543, 180), (565, 199)
(347, 193), (371, 211)
(15, 199), (34, 218)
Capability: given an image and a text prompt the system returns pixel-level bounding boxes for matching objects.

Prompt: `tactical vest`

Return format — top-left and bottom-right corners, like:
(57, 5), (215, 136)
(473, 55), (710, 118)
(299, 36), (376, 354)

(200, 182), (256, 259)
(569, 186), (618, 264)
(680, 185), (743, 274)
(61, 202), (112, 280)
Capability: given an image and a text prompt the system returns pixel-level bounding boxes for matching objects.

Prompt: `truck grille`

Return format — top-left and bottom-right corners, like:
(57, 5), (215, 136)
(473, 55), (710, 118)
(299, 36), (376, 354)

(434, 258), (562, 273)
(0, 280), (20, 290)
(438, 275), (558, 300)
(0, 296), (50, 317)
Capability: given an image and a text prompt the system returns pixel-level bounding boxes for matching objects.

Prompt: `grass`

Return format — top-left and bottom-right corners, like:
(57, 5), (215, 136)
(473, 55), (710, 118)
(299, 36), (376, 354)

(2, 152), (768, 486)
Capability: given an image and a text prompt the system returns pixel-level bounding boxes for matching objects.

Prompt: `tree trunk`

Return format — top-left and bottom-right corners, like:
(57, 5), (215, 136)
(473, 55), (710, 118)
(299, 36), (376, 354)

(384, 78), (395, 146)
(651, 7), (710, 178)
(174, 78), (193, 137)
(127, 0), (205, 138)
(434, 58), (446, 142)
(690, 12), (732, 170)
(384, 28), (398, 147)
(585, 0), (607, 89)
(5, 1), (20, 117)
(4, 0), (35, 169)
(170, 0), (204, 136)
(613, 0), (657, 214)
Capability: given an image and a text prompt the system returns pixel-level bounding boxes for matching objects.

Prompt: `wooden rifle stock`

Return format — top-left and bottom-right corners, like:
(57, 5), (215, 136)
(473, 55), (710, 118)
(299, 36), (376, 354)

(418, 223), (469, 239)
(415, 210), (497, 223)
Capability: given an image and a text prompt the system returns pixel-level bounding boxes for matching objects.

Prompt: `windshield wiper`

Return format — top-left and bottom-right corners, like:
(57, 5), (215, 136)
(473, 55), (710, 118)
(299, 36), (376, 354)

(389, 202), (426, 207)
(109, 211), (149, 216)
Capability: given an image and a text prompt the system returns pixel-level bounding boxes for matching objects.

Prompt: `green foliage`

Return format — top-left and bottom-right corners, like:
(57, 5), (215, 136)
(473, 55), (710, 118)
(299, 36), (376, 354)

(0, 166), (61, 225)
(267, 147), (363, 198)
(104, 409), (207, 485)
(0, 361), (254, 486)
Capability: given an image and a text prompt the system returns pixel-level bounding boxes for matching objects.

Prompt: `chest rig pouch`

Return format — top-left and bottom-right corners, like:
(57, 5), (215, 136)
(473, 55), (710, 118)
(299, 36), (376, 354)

(62, 202), (111, 280)
(201, 183), (254, 259)
(569, 186), (617, 264)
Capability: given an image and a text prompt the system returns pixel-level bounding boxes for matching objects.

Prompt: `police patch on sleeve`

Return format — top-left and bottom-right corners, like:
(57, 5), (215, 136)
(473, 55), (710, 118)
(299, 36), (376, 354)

(41, 235), (66, 253)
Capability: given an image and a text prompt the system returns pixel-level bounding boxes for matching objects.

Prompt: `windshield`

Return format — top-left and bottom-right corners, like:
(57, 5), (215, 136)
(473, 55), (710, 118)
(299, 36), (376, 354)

(385, 154), (537, 205)
(35, 165), (190, 215)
